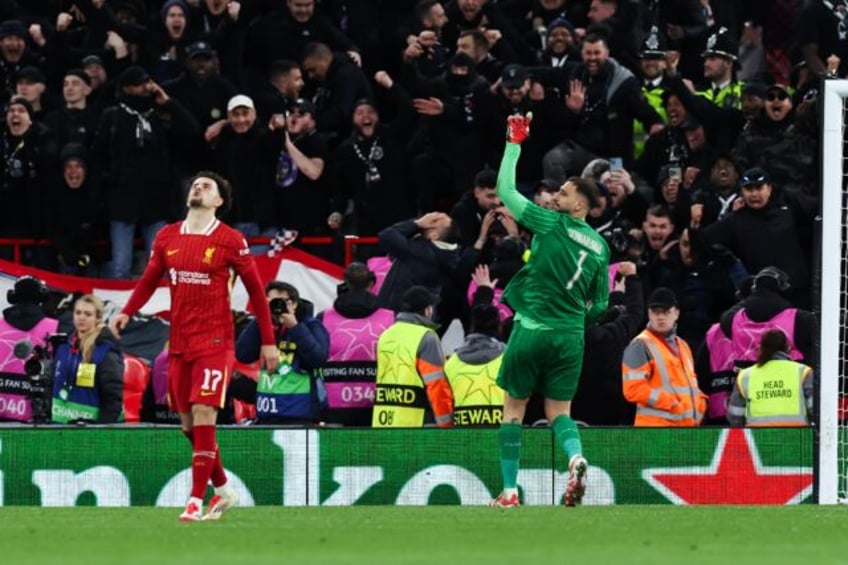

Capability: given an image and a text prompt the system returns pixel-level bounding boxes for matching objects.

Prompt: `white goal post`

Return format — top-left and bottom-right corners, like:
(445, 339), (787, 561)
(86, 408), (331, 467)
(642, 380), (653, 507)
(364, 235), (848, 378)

(819, 79), (848, 504)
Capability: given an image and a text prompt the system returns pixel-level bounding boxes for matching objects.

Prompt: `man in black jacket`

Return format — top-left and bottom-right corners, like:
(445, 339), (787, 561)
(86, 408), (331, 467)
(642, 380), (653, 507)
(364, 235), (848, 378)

(252, 59), (305, 123)
(164, 41), (238, 175)
(301, 41), (373, 140)
(691, 167), (816, 308)
(377, 212), (460, 313)
(43, 68), (99, 149)
(571, 261), (643, 425)
(542, 31), (663, 182)
(245, 0), (358, 88)
(206, 94), (282, 251)
(91, 65), (199, 279)
(327, 71), (416, 237)
(450, 168), (500, 247)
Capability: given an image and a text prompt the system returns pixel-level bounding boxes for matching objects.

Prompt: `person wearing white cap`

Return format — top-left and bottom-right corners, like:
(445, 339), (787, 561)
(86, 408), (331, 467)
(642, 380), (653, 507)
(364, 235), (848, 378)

(206, 93), (281, 253)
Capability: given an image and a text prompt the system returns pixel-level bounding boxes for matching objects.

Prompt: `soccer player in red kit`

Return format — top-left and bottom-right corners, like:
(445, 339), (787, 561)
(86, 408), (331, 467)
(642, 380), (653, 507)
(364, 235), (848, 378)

(109, 171), (278, 522)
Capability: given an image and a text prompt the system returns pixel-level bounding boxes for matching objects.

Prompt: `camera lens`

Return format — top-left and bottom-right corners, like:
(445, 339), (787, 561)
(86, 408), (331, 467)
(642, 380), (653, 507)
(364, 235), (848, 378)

(269, 297), (287, 317)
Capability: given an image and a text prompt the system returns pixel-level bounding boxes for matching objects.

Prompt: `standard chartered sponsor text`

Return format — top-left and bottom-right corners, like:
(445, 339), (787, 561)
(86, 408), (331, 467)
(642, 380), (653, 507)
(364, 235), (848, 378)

(176, 271), (211, 285)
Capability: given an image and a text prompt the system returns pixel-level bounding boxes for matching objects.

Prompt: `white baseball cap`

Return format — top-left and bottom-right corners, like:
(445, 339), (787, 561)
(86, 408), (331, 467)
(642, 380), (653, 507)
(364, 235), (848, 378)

(227, 94), (255, 112)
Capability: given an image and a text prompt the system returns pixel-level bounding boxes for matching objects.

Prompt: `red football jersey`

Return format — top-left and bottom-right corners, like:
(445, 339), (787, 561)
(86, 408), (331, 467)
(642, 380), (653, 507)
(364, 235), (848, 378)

(122, 218), (275, 355)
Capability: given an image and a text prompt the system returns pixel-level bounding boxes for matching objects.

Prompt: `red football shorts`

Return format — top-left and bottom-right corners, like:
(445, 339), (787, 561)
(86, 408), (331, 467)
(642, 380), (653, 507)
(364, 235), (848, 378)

(167, 350), (234, 413)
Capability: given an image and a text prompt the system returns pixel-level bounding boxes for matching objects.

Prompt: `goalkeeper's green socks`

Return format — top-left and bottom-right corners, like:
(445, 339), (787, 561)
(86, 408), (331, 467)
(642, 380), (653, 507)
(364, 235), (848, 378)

(499, 422), (522, 494)
(552, 414), (582, 461)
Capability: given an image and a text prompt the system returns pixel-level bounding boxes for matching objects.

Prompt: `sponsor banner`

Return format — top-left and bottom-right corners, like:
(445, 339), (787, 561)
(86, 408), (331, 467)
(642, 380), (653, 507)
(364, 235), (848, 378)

(0, 427), (813, 506)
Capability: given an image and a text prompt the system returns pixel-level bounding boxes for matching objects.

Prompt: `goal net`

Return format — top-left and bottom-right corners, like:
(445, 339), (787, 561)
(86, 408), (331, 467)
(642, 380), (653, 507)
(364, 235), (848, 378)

(819, 80), (848, 504)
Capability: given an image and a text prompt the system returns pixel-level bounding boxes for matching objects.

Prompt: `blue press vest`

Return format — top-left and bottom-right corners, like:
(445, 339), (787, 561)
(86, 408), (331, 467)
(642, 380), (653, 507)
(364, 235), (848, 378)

(52, 341), (115, 423)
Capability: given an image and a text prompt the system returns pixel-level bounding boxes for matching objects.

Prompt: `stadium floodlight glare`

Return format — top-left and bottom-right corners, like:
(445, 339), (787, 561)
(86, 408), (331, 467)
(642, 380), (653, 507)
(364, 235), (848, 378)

(819, 79), (848, 504)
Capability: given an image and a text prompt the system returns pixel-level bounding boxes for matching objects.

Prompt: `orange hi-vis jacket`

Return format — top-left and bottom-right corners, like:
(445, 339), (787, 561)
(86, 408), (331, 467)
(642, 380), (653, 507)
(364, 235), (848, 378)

(622, 328), (707, 426)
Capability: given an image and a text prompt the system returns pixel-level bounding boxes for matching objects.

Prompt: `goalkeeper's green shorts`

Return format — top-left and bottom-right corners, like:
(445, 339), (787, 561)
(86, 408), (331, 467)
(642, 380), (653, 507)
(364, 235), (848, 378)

(496, 320), (584, 401)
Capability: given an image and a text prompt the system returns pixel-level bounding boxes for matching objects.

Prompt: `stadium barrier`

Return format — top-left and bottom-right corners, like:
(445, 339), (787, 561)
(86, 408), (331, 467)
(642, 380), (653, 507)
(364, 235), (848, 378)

(0, 427), (813, 506)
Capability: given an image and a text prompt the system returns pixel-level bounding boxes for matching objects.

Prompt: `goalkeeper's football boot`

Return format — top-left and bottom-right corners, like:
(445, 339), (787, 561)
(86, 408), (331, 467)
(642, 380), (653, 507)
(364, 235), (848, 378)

(489, 491), (520, 508)
(202, 485), (238, 521)
(179, 498), (203, 522)
(563, 455), (588, 507)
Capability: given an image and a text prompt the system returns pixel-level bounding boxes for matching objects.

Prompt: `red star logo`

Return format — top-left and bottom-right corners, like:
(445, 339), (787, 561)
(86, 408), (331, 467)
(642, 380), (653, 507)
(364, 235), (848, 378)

(643, 429), (813, 505)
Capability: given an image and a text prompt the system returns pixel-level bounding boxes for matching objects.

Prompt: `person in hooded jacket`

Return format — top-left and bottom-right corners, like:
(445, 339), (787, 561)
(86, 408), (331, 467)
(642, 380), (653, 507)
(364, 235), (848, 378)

(718, 265), (815, 369)
(51, 294), (123, 424)
(142, 0), (199, 83)
(317, 262), (395, 426)
(446, 303), (505, 427)
(48, 143), (100, 275)
(0, 96), (56, 243)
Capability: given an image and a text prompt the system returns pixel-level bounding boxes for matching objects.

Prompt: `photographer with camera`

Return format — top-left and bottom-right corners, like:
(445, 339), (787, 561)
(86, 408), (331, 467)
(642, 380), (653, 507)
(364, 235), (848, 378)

(0, 276), (58, 423)
(51, 294), (123, 424)
(236, 281), (329, 425)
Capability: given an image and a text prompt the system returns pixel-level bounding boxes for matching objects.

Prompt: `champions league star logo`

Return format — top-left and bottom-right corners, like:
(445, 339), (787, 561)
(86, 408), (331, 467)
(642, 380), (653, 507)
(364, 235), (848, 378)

(643, 429), (813, 505)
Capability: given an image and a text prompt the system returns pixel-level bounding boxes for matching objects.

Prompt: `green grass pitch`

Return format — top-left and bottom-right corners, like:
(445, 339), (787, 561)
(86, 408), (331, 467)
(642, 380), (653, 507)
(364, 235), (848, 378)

(3, 506), (847, 565)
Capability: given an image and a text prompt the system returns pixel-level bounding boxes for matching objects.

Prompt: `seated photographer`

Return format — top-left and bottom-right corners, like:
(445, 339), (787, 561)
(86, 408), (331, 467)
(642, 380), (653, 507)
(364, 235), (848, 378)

(236, 281), (329, 425)
(0, 276), (58, 423)
(52, 294), (124, 424)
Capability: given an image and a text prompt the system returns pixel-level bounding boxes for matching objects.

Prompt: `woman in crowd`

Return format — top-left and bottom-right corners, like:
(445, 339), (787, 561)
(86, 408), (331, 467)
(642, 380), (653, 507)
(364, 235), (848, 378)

(52, 294), (124, 423)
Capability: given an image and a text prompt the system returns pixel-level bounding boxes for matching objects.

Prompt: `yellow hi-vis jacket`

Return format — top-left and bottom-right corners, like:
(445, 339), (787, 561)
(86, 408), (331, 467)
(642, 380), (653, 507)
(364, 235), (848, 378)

(445, 354), (504, 427)
(734, 358), (811, 427)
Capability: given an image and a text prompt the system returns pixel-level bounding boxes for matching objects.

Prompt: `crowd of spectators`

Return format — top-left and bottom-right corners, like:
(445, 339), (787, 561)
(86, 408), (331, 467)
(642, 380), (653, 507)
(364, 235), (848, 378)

(0, 0), (835, 426)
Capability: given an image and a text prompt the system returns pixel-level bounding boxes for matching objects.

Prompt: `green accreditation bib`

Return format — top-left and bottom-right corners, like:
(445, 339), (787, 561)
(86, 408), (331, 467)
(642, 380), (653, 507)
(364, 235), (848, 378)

(256, 361), (311, 395)
(76, 363), (96, 388)
(52, 393), (100, 423)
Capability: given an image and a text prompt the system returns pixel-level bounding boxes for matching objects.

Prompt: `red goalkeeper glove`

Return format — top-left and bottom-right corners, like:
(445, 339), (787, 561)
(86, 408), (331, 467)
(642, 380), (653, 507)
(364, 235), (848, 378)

(506, 112), (532, 144)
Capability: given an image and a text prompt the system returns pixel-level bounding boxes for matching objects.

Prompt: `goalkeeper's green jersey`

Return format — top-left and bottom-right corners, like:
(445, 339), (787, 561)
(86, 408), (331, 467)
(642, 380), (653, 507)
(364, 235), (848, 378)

(497, 143), (610, 332)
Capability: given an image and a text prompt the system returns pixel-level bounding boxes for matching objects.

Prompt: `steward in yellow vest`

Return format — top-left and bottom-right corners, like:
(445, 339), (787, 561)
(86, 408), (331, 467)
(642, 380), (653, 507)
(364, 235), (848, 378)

(372, 286), (454, 428)
(445, 304), (505, 427)
(727, 329), (812, 427)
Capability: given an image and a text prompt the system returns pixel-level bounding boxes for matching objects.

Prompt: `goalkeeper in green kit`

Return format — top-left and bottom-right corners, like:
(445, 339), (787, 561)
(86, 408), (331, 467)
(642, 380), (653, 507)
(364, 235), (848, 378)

(490, 114), (610, 508)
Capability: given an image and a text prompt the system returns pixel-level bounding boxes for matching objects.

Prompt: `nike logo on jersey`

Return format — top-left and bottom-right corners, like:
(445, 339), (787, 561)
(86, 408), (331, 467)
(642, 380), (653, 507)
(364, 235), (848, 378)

(167, 249), (179, 256)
